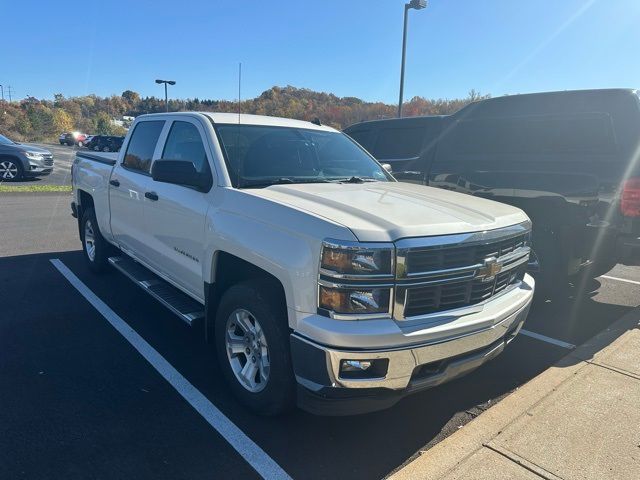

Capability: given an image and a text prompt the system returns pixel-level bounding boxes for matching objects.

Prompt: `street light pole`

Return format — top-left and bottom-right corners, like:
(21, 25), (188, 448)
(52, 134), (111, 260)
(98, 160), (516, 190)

(155, 79), (176, 112)
(398, 0), (427, 118)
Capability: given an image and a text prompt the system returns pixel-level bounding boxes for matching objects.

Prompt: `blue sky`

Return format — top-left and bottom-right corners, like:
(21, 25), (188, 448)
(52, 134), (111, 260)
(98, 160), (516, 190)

(3, 0), (640, 103)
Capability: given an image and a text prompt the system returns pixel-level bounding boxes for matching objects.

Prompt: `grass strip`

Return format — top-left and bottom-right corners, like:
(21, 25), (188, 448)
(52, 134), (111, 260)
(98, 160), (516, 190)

(0, 184), (72, 193)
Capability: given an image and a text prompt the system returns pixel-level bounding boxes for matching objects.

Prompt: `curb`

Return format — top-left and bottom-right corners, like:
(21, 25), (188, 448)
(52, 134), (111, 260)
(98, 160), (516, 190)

(388, 307), (640, 479)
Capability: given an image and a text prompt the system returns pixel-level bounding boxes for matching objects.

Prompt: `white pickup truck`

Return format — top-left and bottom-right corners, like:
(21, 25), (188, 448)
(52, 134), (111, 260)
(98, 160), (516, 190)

(71, 112), (534, 415)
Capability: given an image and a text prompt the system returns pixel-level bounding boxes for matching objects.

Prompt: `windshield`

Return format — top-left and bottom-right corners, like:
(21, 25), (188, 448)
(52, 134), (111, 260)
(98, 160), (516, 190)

(0, 134), (16, 145)
(214, 124), (392, 188)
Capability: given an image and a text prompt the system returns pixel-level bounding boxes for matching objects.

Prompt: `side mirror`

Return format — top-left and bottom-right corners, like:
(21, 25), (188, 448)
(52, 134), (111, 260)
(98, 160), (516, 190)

(152, 160), (212, 191)
(382, 163), (393, 173)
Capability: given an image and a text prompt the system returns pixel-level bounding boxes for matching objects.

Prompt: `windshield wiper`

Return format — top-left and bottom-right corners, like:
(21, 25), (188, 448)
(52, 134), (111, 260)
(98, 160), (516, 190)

(329, 176), (379, 184)
(241, 177), (331, 188)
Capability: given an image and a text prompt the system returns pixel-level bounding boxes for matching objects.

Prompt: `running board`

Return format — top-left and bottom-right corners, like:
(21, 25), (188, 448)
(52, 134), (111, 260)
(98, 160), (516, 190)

(108, 256), (204, 326)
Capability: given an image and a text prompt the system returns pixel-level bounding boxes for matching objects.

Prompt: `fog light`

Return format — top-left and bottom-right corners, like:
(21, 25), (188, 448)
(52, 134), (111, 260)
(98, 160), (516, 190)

(342, 360), (373, 372)
(339, 358), (389, 379)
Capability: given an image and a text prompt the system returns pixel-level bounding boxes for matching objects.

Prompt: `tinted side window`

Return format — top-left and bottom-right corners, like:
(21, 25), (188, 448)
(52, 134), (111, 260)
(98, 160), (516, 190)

(161, 121), (208, 172)
(373, 127), (425, 160)
(453, 114), (617, 156)
(346, 129), (373, 151)
(123, 121), (165, 173)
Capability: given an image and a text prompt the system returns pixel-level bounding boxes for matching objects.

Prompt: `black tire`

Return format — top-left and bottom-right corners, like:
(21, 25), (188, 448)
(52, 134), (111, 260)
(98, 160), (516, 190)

(93, 145), (100, 151)
(0, 158), (23, 181)
(80, 207), (111, 273)
(103, 146), (110, 152)
(215, 280), (295, 416)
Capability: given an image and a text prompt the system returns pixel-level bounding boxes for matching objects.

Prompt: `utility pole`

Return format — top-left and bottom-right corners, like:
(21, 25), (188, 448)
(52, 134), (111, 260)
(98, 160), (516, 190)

(0, 85), (4, 102)
(6, 85), (13, 102)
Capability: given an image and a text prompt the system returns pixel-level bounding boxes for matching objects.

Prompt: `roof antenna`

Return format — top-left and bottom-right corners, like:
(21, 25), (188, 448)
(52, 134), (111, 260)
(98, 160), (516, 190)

(236, 62), (242, 188)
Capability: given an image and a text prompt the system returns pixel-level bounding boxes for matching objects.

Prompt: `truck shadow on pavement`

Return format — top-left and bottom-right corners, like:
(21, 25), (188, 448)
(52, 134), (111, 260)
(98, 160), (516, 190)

(1, 250), (636, 480)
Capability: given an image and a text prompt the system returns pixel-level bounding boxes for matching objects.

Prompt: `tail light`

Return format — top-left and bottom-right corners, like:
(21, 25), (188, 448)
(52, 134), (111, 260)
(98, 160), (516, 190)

(621, 177), (640, 217)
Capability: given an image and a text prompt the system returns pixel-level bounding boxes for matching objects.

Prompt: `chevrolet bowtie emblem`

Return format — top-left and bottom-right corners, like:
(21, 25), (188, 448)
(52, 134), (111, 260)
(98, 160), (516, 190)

(478, 257), (502, 279)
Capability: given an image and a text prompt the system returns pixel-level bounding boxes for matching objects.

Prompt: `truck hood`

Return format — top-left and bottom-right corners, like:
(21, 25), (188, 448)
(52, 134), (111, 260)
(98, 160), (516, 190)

(246, 182), (529, 242)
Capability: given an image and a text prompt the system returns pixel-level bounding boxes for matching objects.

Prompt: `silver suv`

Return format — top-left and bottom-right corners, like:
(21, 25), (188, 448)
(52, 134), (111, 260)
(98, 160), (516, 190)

(0, 134), (53, 181)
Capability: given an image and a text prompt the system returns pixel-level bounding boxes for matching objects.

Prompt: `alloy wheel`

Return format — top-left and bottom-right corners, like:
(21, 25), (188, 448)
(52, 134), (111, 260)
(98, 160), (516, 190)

(0, 160), (18, 180)
(225, 308), (270, 393)
(84, 219), (96, 262)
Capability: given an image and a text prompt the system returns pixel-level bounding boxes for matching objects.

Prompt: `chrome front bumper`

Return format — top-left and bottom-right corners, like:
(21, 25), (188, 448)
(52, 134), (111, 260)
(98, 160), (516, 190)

(292, 274), (533, 401)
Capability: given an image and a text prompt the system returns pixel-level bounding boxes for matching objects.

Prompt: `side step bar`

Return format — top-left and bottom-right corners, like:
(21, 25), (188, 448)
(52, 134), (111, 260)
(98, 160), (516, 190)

(108, 256), (205, 326)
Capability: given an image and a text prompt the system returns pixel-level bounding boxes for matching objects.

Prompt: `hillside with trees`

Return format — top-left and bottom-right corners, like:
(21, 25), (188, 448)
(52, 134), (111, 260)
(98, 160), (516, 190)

(0, 86), (488, 142)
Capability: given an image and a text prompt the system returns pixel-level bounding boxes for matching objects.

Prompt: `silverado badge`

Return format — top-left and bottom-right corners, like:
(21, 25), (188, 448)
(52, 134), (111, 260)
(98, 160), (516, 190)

(478, 257), (502, 280)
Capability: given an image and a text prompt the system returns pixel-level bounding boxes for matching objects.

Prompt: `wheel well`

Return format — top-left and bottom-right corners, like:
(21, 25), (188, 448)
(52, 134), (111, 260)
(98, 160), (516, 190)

(205, 252), (287, 342)
(77, 190), (94, 233)
(0, 154), (24, 168)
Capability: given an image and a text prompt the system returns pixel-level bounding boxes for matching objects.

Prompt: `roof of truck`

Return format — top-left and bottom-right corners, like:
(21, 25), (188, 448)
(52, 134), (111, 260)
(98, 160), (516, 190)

(137, 111), (335, 132)
(204, 112), (337, 132)
(456, 88), (639, 115)
(134, 111), (337, 132)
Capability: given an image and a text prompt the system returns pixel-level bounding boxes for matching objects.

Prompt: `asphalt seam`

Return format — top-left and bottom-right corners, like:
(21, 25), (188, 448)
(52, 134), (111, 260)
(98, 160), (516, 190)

(483, 443), (565, 480)
(583, 359), (640, 381)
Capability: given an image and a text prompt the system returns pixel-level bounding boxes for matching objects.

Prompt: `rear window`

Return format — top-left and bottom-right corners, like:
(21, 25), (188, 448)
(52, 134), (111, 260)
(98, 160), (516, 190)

(373, 127), (425, 160)
(123, 121), (165, 173)
(452, 113), (617, 156)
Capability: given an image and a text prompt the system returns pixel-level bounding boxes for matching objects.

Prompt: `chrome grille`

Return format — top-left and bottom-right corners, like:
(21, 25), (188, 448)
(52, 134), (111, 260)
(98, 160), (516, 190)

(406, 233), (528, 275)
(403, 266), (526, 317)
(43, 155), (53, 166)
(395, 224), (531, 320)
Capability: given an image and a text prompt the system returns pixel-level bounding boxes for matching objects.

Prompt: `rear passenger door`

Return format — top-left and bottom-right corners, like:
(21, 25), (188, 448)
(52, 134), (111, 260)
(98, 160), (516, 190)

(109, 120), (165, 262)
(142, 118), (214, 301)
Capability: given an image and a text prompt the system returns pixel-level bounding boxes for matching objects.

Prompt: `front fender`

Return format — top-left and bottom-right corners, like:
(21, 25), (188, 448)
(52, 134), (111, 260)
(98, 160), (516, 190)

(203, 188), (356, 329)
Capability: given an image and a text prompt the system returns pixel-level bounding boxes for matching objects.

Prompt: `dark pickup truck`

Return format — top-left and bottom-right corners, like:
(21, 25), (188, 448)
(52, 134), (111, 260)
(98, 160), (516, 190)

(344, 89), (640, 292)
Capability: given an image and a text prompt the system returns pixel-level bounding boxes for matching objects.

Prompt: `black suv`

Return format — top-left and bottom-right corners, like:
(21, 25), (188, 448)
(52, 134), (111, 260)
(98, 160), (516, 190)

(344, 89), (640, 291)
(86, 135), (124, 152)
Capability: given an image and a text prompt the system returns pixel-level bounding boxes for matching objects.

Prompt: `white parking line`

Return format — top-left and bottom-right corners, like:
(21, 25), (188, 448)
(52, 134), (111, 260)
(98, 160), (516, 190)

(50, 259), (291, 480)
(519, 329), (576, 349)
(600, 275), (640, 286)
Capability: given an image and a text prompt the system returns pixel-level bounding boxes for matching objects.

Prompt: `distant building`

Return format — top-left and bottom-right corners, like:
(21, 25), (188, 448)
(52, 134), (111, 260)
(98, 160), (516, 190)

(111, 115), (135, 130)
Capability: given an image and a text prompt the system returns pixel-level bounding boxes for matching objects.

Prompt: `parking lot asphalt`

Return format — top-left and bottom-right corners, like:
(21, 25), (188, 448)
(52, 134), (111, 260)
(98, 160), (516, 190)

(2, 193), (639, 480)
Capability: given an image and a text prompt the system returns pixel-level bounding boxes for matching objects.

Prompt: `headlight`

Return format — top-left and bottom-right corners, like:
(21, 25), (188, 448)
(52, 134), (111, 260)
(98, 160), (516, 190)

(319, 285), (391, 314)
(319, 239), (394, 318)
(320, 240), (393, 277)
(25, 151), (44, 160)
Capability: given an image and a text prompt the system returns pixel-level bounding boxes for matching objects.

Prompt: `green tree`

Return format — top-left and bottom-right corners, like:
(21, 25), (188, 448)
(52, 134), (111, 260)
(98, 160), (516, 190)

(93, 111), (115, 135)
(52, 108), (74, 133)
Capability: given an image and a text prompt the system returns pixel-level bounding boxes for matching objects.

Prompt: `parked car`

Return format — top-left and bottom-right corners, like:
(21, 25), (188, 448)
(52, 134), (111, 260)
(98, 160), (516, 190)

(344, 89), (640, 292)
(60, 131), (88, 146)
(0, 134), (54, 180)
(71, 112), (534, 415)
(86, 135), (124, 152)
